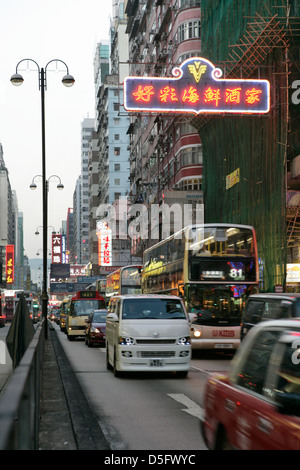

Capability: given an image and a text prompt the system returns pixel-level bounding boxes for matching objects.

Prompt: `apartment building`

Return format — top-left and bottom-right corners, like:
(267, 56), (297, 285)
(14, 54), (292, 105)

(125, 0), (203, 256)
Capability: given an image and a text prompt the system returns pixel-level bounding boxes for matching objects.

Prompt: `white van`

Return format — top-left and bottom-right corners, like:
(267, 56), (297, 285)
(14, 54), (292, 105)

(106, 294), (191, 377)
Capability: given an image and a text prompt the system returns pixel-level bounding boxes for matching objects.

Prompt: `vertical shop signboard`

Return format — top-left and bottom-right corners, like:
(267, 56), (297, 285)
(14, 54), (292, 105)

(5, 245), (14, 284)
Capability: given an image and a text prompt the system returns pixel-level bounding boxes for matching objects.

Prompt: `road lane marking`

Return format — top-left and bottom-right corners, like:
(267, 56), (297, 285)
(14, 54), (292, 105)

(167, 393), (204, 420)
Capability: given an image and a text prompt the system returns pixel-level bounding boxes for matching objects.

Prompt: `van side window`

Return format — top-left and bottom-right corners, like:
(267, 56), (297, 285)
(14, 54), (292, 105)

(108, 299), (116, 313)
(262, 301), (283, 320)
(244, 301), (264, 323)
(115, 300), (120, 318)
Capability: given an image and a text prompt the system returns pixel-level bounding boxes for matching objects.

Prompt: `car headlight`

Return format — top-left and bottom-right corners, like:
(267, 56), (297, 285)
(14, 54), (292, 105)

(119, 336), (135, 345)
(91, 326), (101, 333)
(177, 336), (191, 345)
(193, 330), (201, 338)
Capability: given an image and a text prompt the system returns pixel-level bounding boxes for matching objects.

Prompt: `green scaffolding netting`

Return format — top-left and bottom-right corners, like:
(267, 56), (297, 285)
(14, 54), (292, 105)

(192, 0), (300, 291)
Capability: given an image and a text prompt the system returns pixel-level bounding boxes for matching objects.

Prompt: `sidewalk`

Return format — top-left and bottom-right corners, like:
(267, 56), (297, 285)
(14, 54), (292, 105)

(39, 323), (110, 450)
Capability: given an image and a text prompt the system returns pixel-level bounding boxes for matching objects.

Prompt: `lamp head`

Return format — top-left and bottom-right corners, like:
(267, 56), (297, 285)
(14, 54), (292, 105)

(10, 73), (24, 86)
(62, 74), (75, 87)
(57, 183), (64, 190)
(30, 182), (37, 190)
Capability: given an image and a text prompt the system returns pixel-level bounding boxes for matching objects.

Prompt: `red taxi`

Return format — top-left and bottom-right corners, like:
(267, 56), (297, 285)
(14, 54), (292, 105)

(201, 319), (300, 450)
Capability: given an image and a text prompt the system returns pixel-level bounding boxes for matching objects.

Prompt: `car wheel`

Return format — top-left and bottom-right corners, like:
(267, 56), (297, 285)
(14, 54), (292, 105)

(106, 348), (112, 370)
(67, 334), (75, 341)
(215, 426), (232, 450)
(113, 349), (121, 377)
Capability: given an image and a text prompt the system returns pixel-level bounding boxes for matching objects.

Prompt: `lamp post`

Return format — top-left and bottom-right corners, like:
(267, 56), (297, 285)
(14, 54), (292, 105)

(11, 59), (74, 339)
(30, 174), (64, 338)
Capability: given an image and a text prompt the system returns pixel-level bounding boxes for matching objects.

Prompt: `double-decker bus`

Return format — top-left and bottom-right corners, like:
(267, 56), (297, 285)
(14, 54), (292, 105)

(105, 265), (142, 298)
(142, 224), (259, 350)
(86, 278), (107, 301)
(65, 290), (106, 341)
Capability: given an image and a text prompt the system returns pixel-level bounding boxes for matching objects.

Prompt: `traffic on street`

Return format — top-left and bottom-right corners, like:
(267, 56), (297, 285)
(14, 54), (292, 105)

(49, 319), (233, 450)
(0, 0), (300, 453)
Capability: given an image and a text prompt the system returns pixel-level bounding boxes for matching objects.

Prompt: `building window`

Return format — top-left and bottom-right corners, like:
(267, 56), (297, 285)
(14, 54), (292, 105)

(114, 147), (121, 156)
(180, 178), (202, 191)
(181, 146), (203, 166)
(114, 134), (120, 140)
(177, 20), (201, 43)
(114, 164), (121, 171)
(114, 179), (120, 185)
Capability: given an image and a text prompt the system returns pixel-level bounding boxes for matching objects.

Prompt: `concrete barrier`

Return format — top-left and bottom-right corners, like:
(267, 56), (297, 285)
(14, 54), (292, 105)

(0, 322), (44, 449)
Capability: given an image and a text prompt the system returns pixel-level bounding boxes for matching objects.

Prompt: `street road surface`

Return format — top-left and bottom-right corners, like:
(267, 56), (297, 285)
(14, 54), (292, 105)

(52, 322), (233, 450)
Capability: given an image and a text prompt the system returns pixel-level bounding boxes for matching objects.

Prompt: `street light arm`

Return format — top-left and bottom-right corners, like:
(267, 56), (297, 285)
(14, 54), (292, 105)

(45, 59), (70, 74)
(45, 59), (75, 88)
(14, 58), (41, 74)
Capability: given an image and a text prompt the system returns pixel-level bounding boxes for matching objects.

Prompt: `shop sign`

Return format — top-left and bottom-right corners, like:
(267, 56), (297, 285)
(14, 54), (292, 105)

(124, 57), (270, 115)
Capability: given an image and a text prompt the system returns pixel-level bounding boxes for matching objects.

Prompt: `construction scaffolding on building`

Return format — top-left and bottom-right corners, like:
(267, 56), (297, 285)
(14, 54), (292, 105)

(191, 0), (300, 291)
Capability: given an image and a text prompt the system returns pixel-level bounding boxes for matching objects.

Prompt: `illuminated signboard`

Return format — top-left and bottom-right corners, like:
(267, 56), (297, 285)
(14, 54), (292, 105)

(5, 245), (14, 284)
(97, 222), (112, 267)
(124, 57), (270, 115)
(52, 234), (62, 263)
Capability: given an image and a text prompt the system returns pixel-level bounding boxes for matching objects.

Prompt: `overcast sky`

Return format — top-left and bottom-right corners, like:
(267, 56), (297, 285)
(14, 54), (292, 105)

(0, 0), (112, 260)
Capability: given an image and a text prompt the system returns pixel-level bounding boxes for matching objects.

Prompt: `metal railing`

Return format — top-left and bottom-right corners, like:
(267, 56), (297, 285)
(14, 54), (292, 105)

(0, 321), (45, 450)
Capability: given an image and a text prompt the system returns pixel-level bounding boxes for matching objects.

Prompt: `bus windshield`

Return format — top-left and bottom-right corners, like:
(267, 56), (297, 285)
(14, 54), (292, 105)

(122, 298), (186, 320)
(187, 284), (256, 326)
(71, 300), (102, 316)
(188, 226), (255, 256)
(188, 226), (256, 283)
(121, 267), (142, 295)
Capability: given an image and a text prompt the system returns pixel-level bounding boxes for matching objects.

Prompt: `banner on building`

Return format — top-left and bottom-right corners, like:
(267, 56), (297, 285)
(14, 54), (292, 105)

(5, 245), (14, 284)
(226, 168), (240, 190)
(50, 263), (70, 279)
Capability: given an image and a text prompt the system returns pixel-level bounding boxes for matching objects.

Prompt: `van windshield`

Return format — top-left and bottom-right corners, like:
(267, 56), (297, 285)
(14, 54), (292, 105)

(122, 299), (186, 320)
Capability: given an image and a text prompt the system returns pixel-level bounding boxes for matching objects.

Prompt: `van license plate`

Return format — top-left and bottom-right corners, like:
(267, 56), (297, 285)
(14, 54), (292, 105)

(215, 344), (233, 349)
(150, 359), (163, 367)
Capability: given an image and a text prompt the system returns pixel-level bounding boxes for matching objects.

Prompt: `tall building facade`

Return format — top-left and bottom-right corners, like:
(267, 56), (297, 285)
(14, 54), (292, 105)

(81, 117), (95, 265)
(125, 0), (203, 257)
(0, 143), (29, 289)
(90, 10), (135, 270)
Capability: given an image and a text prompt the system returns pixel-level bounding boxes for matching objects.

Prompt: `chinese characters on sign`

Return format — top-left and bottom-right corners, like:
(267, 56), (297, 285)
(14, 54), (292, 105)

(5, 245), (14, 284)
(124, 57), (270, 115)
(97, 222), (112, 267)
(52, 234), (62, 264)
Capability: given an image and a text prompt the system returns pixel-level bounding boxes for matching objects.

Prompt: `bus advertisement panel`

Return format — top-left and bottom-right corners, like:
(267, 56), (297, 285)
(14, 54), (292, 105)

(65, 290), (106, 341)
(106, 266), (142, 298)
(142, 224), (259, 350)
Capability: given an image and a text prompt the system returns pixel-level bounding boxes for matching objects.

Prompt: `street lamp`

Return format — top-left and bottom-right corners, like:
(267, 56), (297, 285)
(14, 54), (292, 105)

(11, 59), (74, 339)
(35, 225), (56, 236)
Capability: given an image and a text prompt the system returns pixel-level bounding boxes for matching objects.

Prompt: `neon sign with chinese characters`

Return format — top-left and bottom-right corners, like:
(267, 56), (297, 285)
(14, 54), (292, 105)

(5, 245), (14, 284)
(52, 234), (62, 264)
(124, 57), (270, 115)
(97, 222), (112, 267)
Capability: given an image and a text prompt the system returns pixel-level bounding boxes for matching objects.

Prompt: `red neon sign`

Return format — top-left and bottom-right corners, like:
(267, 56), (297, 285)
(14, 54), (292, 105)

(5, 245), (14, 284)
(124, 57), (270, 114)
